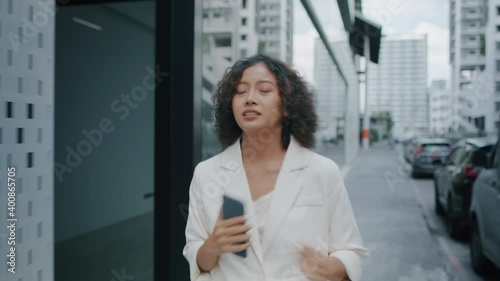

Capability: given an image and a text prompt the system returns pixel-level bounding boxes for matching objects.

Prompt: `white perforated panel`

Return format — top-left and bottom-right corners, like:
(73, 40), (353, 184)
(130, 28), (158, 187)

(0, 0), (54, 281)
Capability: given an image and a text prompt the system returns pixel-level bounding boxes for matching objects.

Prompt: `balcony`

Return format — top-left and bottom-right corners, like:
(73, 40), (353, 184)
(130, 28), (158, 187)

(461, 27), (481, 35)
(460, 55), (485, 68)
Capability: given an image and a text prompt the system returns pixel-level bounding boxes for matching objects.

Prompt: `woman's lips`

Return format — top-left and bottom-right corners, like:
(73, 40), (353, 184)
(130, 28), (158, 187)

(242, 110), (260, 120)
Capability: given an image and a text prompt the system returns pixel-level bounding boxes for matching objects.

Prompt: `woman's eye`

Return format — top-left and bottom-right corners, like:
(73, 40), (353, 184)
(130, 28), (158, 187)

(260, 90), (271, 93)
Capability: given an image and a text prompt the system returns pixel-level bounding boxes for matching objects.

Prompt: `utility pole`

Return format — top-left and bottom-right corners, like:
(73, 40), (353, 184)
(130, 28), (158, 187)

(362, 35), (371, 149)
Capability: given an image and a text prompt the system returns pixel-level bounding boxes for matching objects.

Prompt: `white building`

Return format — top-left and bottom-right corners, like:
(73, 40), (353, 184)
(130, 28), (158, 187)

(313, 37), (357, 142)
(450, 0), (499, 135)
(429, 80), (452, 135)
(366, 34), (428, 139)
(256, 0), (294, 64)
(485, 0), (500, 133)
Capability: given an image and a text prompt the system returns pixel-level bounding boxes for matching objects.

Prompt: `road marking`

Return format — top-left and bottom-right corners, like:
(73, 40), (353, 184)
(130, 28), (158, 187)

(410, 181), (439, 232)
(437, 236), (466, 274)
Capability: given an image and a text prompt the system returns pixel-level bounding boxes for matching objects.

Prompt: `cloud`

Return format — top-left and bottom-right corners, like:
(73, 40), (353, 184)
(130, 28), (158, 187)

(413, 22), (451, 87)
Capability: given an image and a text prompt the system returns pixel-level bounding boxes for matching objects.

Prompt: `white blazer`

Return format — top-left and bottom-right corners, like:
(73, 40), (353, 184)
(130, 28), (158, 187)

(183, 136), (369, 281)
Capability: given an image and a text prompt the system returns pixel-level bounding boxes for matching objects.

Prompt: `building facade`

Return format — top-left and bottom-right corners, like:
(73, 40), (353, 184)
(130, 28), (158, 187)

(450, 0), (500, 135)
(429, 80), (452, 134)
(366, 34), (428, 139)
(256, 0), (294, 64)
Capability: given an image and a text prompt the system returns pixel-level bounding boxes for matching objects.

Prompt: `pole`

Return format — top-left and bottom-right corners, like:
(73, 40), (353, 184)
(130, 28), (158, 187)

(362, 35), (370, 149)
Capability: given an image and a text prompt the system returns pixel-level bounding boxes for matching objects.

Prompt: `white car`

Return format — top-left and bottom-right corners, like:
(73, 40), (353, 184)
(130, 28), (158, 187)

(469, 140), (500, 275)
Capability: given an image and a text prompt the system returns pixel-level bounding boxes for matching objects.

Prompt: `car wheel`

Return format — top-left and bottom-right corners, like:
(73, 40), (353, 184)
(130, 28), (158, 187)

(447, 195), (463, 239)
(470, 218), (493, 275)
(434, 181), (444, 216)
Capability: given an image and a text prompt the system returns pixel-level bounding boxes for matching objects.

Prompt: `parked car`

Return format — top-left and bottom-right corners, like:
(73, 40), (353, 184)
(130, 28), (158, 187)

(403, 134), (437, 162)
(409, 138), (452, 177)
(469, 140), (500, 275)
(434, 137), (496, 239)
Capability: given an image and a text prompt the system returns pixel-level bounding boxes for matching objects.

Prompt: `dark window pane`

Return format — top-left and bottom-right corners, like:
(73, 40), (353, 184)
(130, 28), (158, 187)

(27, 103), (34, 119)
(6, 102), (13, 118)
(17, 128), (23, 143)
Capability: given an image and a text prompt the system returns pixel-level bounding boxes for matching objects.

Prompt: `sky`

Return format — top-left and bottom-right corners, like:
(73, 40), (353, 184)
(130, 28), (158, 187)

(293, 0), (450, 88)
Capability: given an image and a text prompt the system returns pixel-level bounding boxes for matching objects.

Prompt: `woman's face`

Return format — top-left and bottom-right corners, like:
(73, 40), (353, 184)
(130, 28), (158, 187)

(232, 62), (282, 135)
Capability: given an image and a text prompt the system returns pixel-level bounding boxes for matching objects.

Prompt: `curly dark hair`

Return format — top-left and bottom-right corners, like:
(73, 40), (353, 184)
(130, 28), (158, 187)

(212, 54), (317, 149)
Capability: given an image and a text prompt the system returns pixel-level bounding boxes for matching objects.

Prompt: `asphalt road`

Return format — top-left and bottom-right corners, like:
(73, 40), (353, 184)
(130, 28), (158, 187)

(315, 142), (499, 281)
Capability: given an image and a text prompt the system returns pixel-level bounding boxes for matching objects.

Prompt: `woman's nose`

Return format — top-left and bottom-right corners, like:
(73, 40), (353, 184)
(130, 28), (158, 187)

(245, 90), (257, 104)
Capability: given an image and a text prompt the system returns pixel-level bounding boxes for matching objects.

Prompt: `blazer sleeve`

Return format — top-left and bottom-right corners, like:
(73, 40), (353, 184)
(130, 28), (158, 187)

(182, 166), (215, 281)
(327, 163), (370, 281)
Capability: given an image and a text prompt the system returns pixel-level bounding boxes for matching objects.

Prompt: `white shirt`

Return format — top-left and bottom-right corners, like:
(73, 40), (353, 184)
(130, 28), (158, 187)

(253, 191), (274, 245)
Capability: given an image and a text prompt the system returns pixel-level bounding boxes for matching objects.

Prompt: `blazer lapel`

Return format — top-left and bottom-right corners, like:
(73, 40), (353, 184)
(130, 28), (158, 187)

(261, 136), (311, 256)
(219, 138), (265, 269)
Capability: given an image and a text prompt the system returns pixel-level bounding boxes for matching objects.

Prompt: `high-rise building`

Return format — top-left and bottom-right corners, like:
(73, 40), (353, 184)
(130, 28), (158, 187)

(485, 0), (500, 132)
(450, 0), (499, 135)
(256, 0), (294, 64)
(429, 80), (452, 134)
(366, 34), (428, 139)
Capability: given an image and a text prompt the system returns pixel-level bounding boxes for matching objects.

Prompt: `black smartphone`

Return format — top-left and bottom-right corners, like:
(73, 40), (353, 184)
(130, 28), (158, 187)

(222, 195), (247, 258)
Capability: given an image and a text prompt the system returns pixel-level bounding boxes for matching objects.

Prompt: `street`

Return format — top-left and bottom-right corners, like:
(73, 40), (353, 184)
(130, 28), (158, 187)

(315, 142), (500, 281)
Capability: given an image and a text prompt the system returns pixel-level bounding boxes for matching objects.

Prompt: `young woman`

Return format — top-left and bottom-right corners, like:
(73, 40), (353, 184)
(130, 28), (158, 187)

(183, 54), (368, 281)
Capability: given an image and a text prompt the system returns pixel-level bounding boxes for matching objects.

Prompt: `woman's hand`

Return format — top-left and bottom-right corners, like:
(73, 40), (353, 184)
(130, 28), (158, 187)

(205, 213), (252, 255)
(197, 212), (251, 272)
(299, 245), (349, 281)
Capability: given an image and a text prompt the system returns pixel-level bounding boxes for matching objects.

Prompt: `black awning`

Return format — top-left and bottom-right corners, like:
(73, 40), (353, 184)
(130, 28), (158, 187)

(349, 11), (382, 64)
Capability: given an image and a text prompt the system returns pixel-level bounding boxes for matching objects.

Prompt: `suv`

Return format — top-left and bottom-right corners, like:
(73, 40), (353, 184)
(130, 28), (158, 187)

(434, 137), (496, 239)
(469, 140), (500, 275)
(409, 138), (452, 177)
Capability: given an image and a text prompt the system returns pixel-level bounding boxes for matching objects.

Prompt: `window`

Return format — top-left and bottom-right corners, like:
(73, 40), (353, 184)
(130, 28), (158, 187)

(202, 11), (208, 19)
(497, 25), (500, 32)
(242, 0), (247, 9)
(497, 6), (500, 15)
(497, 42), (500, 51)
(449, 147), (466, 165)
(497, 60), (500, 72)
(215, 37), (231, 47)
(6, 101), (13, 118)
(469, 36), (476, 41)
(241, 34), (247, 41)
(496, 101), (500, 111)
(241, 17), (247, 26)
(497, 81), (500, 93)
(27, 103), (34, 119)
(214, 10), (221, 18)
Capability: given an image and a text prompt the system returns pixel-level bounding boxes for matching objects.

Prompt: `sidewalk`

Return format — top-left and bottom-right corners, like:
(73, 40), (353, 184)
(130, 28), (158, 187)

(342, 143), (455, 280)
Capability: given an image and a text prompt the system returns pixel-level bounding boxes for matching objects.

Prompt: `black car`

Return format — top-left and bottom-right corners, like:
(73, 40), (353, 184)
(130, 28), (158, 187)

(434, 137), (496, 239)
(410, 138), (452, 177)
